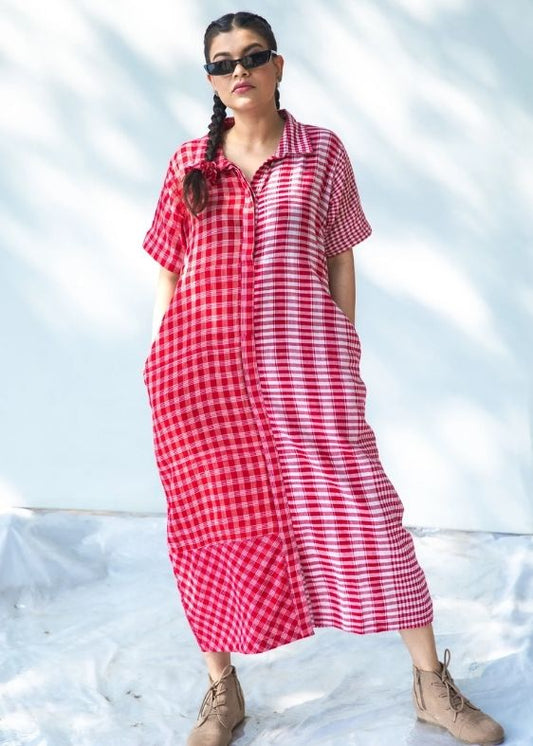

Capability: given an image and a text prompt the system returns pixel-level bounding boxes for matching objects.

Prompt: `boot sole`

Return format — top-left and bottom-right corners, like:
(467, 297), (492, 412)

(186, 715), (246, 746)
(416, 714), (505, 745)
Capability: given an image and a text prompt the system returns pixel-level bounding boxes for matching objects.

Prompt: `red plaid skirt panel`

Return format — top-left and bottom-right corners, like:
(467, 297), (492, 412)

(142, 109), (433, 653)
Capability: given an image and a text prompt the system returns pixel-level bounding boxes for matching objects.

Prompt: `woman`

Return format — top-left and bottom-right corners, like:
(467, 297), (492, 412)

(142, 11), (504, 746)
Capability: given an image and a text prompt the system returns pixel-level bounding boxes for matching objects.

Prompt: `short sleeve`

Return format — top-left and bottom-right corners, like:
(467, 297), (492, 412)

(323, 138), (372, 258)
(142, 156), (186, 273)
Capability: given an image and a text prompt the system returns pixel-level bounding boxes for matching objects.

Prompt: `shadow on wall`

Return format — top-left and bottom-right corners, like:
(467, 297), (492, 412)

(0, 0), (531, 529)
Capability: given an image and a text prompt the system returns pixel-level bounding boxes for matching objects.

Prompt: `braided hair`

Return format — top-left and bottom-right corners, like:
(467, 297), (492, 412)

(182, 12), (281, 217)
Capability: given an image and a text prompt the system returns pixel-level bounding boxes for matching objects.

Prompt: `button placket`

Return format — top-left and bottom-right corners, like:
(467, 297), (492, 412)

(236, 181), (315, 636)
(240, 185), (256, 345)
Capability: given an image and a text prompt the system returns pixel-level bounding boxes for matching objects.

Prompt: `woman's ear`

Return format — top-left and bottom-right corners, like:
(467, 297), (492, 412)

(275, 55), (284, 82)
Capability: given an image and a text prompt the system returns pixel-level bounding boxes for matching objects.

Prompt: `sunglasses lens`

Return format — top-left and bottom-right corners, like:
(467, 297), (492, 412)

(244, 50), (271, 69)
(205, 50), (274, 75)
(210, 60), (231, 75)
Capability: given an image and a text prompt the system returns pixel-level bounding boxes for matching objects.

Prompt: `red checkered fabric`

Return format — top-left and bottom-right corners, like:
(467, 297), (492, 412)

(142, 109), (433, 653)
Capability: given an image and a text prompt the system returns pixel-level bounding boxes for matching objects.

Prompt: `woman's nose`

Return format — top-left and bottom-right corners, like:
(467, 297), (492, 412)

(233, 61), (249, 75)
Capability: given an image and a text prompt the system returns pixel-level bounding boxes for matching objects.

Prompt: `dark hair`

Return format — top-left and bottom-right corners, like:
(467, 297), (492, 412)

(182, 12), (280, 217)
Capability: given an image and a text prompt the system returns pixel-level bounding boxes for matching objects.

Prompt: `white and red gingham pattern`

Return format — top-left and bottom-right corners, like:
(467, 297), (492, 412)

(142, 109), (433, 653)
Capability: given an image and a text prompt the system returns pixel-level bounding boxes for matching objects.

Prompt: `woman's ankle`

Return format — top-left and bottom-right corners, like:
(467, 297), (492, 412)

(202, 650), (232, 680)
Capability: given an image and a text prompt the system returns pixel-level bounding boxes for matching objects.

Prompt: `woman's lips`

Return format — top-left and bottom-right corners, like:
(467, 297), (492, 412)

(233, 85), (254, 93)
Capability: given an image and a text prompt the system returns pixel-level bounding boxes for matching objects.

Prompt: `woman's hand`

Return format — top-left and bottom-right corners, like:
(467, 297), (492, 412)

(150, 267), (180, 343)
(326, 248), (356, 325)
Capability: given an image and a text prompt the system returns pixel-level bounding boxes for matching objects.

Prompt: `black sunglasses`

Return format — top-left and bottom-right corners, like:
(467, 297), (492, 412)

(204, 49), (278, 76)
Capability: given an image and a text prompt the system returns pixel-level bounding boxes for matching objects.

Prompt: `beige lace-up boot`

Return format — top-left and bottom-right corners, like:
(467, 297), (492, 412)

(186, 663), (245, 746)
(413, 649), (504, 744)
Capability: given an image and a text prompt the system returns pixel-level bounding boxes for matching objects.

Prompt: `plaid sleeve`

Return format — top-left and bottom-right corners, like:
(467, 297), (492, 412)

(142, 155), (187, 273)
(323, 137), (372, 258)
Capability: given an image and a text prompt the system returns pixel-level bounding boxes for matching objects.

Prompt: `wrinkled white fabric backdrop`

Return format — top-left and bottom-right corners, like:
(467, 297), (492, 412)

(1, 0), (532, 531)
(0, 509), (531, 745)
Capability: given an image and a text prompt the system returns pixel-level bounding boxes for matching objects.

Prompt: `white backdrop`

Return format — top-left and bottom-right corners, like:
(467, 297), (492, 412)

(1, 0), (531, 532)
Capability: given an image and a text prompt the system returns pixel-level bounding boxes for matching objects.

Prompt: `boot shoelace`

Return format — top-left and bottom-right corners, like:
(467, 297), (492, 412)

(434, 648), (479, 723)
(196, 669), (233, 728)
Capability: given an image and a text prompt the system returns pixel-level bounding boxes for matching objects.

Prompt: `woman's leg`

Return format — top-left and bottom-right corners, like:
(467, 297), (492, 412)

(399, 623), (440, 670)
(400, 624), (505, 743)
(187, 650), (245, 745)
(202, 650), (232, 679)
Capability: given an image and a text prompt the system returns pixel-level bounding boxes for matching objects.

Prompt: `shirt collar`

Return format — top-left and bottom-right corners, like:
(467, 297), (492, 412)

(183, 109), (313, 175)
(217, 108), (314, 163)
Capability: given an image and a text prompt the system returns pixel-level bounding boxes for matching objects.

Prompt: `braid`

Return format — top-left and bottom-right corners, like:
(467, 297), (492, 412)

(182, 93), (226, 217)
(206, 93), (227, 161)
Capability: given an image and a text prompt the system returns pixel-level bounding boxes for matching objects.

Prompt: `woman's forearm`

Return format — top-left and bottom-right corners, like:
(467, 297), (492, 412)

(151, 268), (180, 342)
(327, 249), (356, 325)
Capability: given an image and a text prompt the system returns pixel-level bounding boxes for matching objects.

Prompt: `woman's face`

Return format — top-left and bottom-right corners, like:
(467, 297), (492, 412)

(206, 27), (283, 113)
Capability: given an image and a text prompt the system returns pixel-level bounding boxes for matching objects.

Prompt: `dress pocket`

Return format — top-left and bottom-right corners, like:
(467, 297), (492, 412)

(317, 282), (362, 364)
(320, 283), (355, 328)
(329, 294), (354, 327)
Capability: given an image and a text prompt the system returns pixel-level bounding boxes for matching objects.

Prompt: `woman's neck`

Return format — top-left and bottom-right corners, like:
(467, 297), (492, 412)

(224, 108), (285, 152)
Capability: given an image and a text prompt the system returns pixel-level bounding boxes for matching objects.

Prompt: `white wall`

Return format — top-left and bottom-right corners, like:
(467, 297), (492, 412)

(1, 0), (531, 532)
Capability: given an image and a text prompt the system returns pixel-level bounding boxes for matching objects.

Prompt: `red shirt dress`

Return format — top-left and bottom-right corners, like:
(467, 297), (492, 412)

(142, 108), (433, 654)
